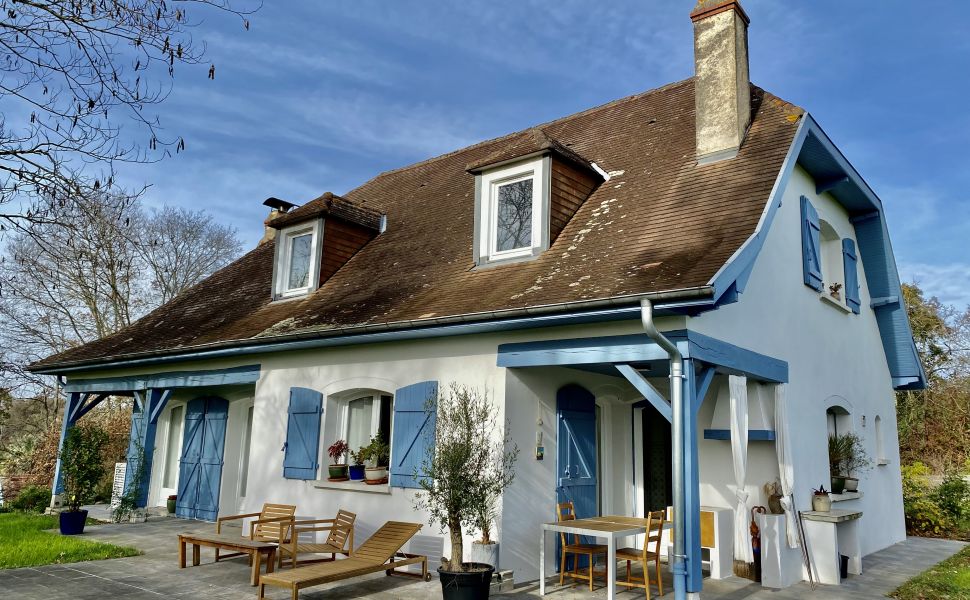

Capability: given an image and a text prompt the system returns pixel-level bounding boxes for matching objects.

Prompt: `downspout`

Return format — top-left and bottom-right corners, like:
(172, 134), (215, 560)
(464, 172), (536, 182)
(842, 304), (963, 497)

(640, 298), (687, 600)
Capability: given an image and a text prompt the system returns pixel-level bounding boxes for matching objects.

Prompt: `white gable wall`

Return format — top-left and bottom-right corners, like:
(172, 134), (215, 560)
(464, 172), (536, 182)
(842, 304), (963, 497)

(689, 164), (906, 556)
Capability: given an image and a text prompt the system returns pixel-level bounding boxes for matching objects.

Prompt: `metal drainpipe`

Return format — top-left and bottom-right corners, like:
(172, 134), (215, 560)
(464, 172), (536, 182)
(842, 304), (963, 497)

(640, 298), (687, 600)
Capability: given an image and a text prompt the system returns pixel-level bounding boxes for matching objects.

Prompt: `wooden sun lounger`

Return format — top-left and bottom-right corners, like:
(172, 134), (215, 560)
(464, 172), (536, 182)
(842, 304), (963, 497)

(257, 521), (429, 600)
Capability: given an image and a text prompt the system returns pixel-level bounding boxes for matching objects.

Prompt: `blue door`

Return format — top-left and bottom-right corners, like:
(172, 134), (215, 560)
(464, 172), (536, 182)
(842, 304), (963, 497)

(175, 397), (229, 521)
(556, 384), (597, 571)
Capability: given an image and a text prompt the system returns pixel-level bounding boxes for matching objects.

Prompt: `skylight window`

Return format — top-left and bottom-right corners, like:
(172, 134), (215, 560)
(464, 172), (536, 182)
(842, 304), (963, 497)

(273, 219), (323, 299)
(475, 156), (549, 265)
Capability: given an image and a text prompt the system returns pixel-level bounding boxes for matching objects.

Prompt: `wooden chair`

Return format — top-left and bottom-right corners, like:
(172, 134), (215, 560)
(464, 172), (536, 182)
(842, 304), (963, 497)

(258, 521), (430, 600)
(215, 503), (296, 562)
(277, 509), (356, 569)
(615, 509), (666, 598)
(557, 501), (607, 591)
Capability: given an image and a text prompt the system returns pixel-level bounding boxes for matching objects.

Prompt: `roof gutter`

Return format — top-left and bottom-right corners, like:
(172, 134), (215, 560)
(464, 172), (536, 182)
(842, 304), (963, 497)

(31, 286), (714, 375)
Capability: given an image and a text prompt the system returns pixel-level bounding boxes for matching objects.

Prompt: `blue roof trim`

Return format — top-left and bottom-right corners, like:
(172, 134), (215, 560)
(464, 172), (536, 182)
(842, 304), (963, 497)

(707, 113), (925, 390)
(797, 116), (925, 390)
(707, 116), (810, 304)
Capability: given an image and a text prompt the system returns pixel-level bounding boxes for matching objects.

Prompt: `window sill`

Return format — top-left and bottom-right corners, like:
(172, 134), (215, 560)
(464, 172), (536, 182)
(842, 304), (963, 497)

(820, 294), (852, 313)
(313, 479), (390, 495)
(830, 491), (863, 502)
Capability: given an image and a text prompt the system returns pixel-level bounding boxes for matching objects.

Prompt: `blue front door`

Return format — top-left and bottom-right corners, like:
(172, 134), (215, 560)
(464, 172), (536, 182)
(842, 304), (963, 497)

(175, 397), (229, 521)
(556, 384), (597, 570)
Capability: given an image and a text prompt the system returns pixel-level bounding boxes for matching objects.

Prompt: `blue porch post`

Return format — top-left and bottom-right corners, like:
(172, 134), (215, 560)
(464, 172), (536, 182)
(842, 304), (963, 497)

(682, 359), (715, 594)
(123, 389), (171, 507)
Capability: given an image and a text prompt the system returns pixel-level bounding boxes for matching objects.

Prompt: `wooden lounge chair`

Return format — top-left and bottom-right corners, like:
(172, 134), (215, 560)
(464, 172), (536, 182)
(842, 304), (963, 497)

(257, 521), (429, 600)
(557, 501), (607, 590)
(277, 509), (356, 569)
(614, 509), (666, 598)
(216, 503), (296, 562)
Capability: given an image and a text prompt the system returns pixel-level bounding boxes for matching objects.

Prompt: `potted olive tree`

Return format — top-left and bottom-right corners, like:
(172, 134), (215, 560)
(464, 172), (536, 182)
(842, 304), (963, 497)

(59, 424), (108, 535)
(415, 384), (518, 600)
(829, 432), (872, 493)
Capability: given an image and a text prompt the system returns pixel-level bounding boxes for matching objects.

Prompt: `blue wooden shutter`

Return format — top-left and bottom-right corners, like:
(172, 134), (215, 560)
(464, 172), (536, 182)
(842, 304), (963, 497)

(196, 398), (228, 521)
(842, 238), (861, 314)
(800, 196), (823, 291)
(283, 387), (323, 480)
(390, 381), (438, 489)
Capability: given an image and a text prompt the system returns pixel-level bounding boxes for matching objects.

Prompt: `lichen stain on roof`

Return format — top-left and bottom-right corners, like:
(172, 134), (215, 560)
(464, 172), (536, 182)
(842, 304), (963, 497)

(35, 79), (803, 370)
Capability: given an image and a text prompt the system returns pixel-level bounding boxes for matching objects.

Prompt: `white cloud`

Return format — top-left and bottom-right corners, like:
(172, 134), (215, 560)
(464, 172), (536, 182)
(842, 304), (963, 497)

(899, 262), (970, 310)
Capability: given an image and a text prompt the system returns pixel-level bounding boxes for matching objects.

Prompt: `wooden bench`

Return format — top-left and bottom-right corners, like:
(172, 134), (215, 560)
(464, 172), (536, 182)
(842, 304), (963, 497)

(178, 532), (278, 586)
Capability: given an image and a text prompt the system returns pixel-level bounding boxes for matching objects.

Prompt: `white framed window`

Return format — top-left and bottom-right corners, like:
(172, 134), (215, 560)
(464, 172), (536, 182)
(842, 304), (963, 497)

(273, 219), (323, 299)
(475, 156), (550, 265)
(338, 391), (392, 457)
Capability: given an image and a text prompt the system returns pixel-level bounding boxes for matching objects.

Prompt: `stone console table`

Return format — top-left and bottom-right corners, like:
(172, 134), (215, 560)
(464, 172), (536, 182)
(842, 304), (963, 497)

(801, 509), (862, 585)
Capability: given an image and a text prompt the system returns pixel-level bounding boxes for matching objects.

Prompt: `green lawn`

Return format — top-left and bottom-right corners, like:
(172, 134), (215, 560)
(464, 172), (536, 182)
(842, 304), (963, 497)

(0, 512), (140, 569)
(891, 545), (970, 600)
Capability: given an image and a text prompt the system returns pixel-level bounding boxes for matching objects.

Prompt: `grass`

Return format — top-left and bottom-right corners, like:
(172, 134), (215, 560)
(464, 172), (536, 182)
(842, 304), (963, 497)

(891, 545), (970, 600)
(0, 512), (140, 569)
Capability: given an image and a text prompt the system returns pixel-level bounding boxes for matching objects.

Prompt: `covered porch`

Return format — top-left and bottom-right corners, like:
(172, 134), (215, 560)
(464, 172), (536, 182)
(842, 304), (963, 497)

(52, 365), (261, 520)
(498, 328), (789, 598)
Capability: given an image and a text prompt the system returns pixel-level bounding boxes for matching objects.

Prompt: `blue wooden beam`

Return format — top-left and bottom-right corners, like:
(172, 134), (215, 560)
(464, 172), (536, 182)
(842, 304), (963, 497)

(617, 364), (672, 423)
(63, 364), (261, 394)
(73, 393), (108, 421)
(123, 389), (168, 508)
(693, 364), (716, 414)
(816, 175), (849, 195)
(52, 392), (83, 497)
(498, 332), (689, 368)
(687, 331), (788, 383)
(703, 429), (776, 441)
(148, 389), (172, 425)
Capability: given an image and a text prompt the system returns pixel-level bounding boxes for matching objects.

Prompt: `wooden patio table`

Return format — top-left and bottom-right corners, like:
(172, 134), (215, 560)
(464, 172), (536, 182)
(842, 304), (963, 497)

(177, 531), (277, 586)
(540, 515), (657, 600)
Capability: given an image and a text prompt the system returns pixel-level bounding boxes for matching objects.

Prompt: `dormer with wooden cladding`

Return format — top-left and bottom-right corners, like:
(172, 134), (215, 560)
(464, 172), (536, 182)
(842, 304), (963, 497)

(265, 192), (385, 300)
(467, 129), (603, 267)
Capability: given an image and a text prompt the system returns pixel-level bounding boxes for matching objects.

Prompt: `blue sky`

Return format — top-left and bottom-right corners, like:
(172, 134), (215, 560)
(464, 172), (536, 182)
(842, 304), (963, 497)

(118, 1), (970, 308)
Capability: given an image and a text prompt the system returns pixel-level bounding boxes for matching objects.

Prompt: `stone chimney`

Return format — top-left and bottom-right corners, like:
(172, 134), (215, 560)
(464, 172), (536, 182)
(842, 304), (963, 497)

(691, 0), (751, 164)
(260, 197), (297, 245)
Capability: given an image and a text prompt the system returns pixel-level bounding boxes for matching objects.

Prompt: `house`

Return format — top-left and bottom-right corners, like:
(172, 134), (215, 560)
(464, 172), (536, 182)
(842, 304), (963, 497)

(31, 1), (924, 598)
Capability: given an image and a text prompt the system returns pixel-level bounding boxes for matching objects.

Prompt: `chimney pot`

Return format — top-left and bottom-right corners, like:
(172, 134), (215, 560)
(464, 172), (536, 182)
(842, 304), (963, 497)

(691, 0), (751, 164)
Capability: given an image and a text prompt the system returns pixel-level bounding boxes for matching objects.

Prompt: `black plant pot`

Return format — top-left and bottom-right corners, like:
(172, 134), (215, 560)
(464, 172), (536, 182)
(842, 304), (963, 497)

(438, 563), (494, 600)
(59, 509), (88, 535)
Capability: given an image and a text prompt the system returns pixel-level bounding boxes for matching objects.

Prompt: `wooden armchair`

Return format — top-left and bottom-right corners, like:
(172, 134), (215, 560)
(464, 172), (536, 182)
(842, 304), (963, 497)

(214, 502), (296, 561)
(557, 501), (607, 591)
(278, 509), (356, 569)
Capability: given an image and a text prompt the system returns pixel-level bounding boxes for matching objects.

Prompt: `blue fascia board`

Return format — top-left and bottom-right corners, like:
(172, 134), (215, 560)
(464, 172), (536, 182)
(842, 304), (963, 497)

(499, 329), (788, 384)
(707, 115), (810, 304)
(63, 364), (261, 393)
(703, 429), (776, 441)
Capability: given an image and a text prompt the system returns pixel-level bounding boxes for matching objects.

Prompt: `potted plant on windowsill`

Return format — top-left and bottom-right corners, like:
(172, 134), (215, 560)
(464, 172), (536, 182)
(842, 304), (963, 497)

(812, 485), (832, 512)
(829, 432), (872, 493)
(349, 448), (367, 481)
(364, 434), (390, 483)
(327, 440), (350, 481)
(828, 282), (843, 300)
(414, 384), (518, 600)
(59, 424), (108, 535)
(167, 495), (177, 514)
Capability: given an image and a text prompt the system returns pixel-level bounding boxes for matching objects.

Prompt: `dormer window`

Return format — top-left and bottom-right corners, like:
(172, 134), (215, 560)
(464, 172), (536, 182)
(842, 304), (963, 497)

(476, 156), (549, 265)
(273, 219), (323, 299)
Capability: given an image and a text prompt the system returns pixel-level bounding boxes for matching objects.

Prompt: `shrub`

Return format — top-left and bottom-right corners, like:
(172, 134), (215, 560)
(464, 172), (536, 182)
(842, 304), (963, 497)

(8, 485), (51, 512)
(933, 472), (970, 523)
(60, 425), (109, 512)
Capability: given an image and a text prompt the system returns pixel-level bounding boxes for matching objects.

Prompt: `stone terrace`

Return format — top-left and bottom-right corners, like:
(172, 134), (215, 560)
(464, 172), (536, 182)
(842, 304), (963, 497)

(0, 516), (964, 599)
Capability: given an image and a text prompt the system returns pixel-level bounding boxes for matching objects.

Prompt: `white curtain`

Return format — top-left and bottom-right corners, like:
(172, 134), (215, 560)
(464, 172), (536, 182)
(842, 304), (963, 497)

(729, 375), (753, 563)
(774, 384), (800, 548)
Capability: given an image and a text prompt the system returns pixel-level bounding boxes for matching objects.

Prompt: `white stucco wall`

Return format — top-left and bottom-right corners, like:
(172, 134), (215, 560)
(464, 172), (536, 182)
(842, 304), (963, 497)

(690, 164), (907, 556)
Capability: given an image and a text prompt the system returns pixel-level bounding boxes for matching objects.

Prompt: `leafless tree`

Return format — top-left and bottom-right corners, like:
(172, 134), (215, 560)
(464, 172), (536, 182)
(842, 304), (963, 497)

(134, 205), (240, 303)
(0, 0), (257, 231)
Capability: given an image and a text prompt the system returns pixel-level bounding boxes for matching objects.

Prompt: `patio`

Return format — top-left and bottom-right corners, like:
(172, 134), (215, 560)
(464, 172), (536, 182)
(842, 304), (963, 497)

(0, 515), (964, 600)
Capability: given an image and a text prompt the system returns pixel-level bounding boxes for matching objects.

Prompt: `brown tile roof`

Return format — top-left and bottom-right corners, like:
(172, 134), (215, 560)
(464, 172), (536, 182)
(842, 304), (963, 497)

(267, 192), (384, 231)
(465, 128), (598, 177)
(32, 79), (803, 370)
